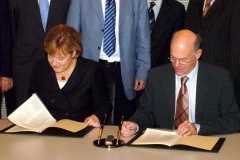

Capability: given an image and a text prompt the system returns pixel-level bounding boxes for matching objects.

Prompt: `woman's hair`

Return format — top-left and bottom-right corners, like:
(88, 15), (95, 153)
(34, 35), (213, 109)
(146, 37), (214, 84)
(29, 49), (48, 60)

(44, 24), (82, 57)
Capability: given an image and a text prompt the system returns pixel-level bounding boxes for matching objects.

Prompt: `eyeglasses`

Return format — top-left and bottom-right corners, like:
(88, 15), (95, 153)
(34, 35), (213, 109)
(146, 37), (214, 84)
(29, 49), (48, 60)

(168, 55), (195, 65)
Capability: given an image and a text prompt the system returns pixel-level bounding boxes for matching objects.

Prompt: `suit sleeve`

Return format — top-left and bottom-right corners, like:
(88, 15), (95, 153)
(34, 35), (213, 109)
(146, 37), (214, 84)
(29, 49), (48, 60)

(0, 0), (13, 77)
(129, 70), (155, 131)
(229, 0), (240, 80)
(198, 70), (240, 135)
(135, 0), (151, 80)
(66, 0), (82, 32)
(91, 64), (112, 122)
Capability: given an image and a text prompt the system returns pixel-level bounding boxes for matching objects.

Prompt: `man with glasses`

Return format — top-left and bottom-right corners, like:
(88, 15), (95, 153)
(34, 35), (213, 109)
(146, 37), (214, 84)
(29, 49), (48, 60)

(121, 29), (240, 137)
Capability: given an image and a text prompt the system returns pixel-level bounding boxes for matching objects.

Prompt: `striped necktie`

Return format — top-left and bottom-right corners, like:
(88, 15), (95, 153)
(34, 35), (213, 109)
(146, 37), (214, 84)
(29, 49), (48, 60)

(39, 0), (49, 31)
(148, 2), (156, 32)
(174, 76), (189, 129)
(103, 0), (116, 57)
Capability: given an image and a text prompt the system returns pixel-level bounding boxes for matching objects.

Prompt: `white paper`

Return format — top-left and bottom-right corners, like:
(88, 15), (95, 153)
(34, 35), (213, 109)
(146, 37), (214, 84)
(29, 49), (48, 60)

(132, 128), (180, 146)
(7, 94), (56, 133)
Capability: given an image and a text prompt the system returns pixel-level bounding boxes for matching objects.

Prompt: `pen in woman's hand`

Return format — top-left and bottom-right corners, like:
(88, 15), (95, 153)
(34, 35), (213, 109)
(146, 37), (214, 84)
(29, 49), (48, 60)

(102, 113), (107, 125)
(97, 114), (107, 145)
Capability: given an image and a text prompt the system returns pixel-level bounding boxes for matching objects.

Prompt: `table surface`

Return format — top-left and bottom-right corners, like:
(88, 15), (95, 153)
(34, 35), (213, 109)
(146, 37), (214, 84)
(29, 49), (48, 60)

(0, 119), (239, 160)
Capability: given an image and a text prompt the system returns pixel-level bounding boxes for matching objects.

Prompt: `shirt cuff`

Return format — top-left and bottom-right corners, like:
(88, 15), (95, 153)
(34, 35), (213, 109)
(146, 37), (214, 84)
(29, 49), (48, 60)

(195, 123), (201, 134)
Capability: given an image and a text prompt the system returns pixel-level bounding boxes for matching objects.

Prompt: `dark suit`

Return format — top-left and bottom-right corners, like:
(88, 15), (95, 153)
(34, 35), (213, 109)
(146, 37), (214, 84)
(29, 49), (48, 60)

(185, 0), (240, 106)
(31, 57), (112, 122)
(130, 62), (240, 135)
(0, 0), (16, 115)
(151, 0), (185, 67)
(9, 0), (70, 106)
(0, 0), (12, 78)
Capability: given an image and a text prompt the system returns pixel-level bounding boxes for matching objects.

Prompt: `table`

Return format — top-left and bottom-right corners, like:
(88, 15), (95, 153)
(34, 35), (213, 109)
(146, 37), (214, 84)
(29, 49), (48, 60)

(0, 119), (239, 160)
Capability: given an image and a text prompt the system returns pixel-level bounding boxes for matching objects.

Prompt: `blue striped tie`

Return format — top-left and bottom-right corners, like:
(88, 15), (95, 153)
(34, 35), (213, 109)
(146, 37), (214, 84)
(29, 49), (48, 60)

(103, 0), (116, 57)
(39, 0), (49, 31)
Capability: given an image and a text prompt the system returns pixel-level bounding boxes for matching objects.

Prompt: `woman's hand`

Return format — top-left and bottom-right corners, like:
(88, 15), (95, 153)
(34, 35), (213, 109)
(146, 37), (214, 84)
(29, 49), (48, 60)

(84, 115), (100, 127)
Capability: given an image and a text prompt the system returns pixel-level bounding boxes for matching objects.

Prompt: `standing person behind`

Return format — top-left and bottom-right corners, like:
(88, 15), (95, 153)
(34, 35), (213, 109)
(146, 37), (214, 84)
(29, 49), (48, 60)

(67, 0), (151, 125)
(149, 0), (185, 67)
(9, 0), (70, 106)
(0, 0), (16, 115)
(30, 24), (111, 127)
(121, 29), (240, 137)
(184, 0), (240, 106)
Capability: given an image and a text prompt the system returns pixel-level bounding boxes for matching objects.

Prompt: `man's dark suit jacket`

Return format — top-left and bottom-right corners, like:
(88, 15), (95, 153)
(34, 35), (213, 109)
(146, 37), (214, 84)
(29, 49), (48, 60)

(0, 0), (12, 77)
(130, 62), (240, 135)
(31, 57), (112, 122)
(0, 0), (16, 114)
(185, 0), (240, 80)
(151, 0), (185, 67)
(9, 0), (70, 106)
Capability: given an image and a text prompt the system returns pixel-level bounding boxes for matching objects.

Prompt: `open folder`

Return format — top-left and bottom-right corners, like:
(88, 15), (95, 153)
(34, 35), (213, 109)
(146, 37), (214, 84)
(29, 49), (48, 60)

(3, 94), (92, 137)
(127, 128), (225, 152)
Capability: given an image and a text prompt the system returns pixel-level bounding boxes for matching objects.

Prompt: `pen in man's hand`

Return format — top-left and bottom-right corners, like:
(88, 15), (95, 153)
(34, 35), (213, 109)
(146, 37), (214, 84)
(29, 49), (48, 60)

(116, 115), (124, 146)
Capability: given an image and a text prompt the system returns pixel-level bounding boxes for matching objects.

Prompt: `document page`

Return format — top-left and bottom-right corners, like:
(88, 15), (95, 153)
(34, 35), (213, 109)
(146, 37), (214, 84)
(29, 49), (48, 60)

(132, 128), (180, 146)
(175, 135), (220, 150)
(7, 94), (56, 132)
(132, 128), (220, 151)
(5, 125), (38, 133)
(50, 119), (87, 133)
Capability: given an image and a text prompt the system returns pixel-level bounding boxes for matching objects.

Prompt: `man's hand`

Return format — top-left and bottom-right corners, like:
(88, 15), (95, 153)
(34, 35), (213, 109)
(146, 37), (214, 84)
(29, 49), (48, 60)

(121, 121), (138, 137)
(0, 77), (13, 92)
(177, 121), (197, 136)
(84, 114), (100, 127)
(134, 80), (146, 91)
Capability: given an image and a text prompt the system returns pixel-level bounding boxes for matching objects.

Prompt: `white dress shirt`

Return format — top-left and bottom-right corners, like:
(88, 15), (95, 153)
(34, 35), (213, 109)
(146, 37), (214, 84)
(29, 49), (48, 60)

(38, 0), (51, 4)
